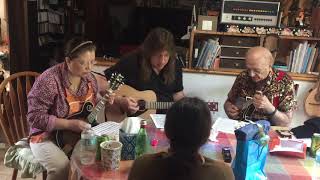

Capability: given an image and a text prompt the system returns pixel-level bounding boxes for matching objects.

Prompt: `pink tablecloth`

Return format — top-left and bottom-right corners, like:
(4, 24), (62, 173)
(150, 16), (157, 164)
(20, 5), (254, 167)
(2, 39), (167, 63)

(69, 124), (320, 180)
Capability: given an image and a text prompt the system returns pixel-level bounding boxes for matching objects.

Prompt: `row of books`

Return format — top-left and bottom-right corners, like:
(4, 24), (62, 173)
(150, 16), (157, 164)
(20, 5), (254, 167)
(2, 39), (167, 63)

(287, 42), (320, 73)
(38, 11), (64, 24)
(39, 23), (64, 34)
(192, 39), (221, 69)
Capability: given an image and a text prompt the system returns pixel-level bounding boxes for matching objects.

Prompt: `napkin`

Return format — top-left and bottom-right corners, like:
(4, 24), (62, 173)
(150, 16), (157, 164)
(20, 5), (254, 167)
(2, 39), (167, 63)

(120, 117), (142, 134)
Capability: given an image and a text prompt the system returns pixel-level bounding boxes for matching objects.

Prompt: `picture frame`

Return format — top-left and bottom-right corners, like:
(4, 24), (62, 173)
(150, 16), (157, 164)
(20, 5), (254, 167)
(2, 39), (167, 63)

(197, 15), (218, 31)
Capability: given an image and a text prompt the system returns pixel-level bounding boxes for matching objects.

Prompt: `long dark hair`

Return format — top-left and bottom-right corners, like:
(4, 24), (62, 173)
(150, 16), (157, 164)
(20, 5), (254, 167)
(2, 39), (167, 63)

(140, 27), (176, 85)
(164, 97), (212, 178)
(64, 37), (96, 60)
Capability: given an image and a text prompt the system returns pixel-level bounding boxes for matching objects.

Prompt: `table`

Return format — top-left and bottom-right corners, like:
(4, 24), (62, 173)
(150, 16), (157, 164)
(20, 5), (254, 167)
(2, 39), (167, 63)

(69, 124), (320, 180)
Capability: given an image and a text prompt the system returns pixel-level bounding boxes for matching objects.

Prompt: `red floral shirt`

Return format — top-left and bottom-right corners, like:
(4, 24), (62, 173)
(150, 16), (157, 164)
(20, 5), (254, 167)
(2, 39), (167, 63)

(227, 69), (296, 121)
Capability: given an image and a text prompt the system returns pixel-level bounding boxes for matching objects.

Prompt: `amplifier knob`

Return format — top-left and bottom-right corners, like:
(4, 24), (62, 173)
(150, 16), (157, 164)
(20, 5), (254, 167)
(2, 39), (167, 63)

(236, 51), (240, 55)
(237, 40), (242, 44)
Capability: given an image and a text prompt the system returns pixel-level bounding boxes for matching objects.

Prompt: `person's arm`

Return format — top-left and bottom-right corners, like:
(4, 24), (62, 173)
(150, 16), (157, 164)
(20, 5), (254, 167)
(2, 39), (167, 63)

(172, 59), (184, 102)
(253, 93), (293, 127)
(224, 74), (243, 119)
(224, 100), (240, 120)
(268, 106), (293, 127)
(173, 90), (185, 101)
(114, 96), (139, 115)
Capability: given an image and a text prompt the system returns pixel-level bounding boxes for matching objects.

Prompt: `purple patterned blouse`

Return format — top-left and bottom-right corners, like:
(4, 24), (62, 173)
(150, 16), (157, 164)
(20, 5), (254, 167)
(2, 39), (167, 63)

(27, 62), (98, 134)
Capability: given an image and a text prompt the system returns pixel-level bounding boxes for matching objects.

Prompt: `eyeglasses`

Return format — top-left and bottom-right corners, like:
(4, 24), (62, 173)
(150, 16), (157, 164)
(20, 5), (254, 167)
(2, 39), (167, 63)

(75, 58), (97, 67)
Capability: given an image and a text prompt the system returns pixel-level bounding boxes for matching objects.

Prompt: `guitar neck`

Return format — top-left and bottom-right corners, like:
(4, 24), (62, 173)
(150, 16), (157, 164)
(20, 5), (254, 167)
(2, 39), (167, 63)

(142, 101), (218, 112)
(144, 102), (174, 110)
(87, 95), (109, 124)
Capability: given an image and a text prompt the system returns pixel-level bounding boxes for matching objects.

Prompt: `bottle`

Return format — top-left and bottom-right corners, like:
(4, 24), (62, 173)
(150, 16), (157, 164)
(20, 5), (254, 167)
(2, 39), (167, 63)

(316, 149), (320, 164)
(311, 133), (320, 157)
(135, 120), (150, 158)
(80, 126), (97, 165)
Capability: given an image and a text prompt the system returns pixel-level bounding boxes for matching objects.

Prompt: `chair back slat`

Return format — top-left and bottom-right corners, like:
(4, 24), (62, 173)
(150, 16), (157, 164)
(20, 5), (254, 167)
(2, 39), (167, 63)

(26, 76), (32, 95)
(0, 71), (40, 145)
(3, 90), (17, 145)
(17, 77), (29, 138)
(0, 110), (12, 145)
(9, 82), (23, 140)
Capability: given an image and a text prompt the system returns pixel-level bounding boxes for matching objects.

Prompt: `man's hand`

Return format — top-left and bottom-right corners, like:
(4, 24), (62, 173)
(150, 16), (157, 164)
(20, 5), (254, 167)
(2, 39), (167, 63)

(253, 92), (275, 114)
(119, 97), (139, 115)
(224, 101), (240, 119)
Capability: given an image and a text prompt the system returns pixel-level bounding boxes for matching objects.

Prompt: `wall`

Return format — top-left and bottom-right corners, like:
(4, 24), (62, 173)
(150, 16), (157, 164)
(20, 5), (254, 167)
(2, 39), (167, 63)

(0, 0), (8, 42)
(93, 65), (315, 128)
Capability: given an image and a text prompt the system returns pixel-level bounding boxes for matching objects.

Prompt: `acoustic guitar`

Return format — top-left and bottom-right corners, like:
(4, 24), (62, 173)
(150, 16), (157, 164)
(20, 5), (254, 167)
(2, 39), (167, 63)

(305, 74), (320, 117)
(105, 85), (219, 122)
(55, 73), (124, 155)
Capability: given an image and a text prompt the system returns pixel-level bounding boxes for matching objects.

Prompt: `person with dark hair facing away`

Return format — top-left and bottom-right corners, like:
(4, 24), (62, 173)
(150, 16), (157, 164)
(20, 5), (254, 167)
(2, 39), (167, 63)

(28, 37), (115, 180)
(103, 27), (185, 118)
(128, 97), (234, 180)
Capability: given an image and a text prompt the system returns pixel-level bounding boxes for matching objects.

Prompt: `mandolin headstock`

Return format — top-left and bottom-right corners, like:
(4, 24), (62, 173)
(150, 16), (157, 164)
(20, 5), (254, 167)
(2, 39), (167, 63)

(108, 73), (124, 92)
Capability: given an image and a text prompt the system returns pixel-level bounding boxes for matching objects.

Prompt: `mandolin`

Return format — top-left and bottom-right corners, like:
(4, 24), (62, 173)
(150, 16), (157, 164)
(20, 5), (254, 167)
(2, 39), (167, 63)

(305, 74), (320, 117)
(105, 85), (218, 122)
(55, 73), (124, 155)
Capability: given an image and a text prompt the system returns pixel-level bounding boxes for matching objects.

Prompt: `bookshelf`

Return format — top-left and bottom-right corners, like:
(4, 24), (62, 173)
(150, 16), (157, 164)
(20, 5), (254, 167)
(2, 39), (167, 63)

(95, 57), (318, 82)
(188, 30), (320, 82)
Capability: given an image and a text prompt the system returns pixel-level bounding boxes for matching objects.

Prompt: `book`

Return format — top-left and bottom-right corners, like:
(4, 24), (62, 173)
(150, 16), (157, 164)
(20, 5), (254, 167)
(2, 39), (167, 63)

(306, 47), (317, 73)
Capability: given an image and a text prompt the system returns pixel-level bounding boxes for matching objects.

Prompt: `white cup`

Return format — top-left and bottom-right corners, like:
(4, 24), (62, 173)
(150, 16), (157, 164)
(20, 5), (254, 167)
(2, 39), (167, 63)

(100, 140), (122, 170)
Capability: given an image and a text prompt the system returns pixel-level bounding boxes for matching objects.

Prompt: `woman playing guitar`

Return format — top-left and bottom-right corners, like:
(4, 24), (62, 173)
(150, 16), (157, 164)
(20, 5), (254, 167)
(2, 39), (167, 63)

(27, 37), (115, 180)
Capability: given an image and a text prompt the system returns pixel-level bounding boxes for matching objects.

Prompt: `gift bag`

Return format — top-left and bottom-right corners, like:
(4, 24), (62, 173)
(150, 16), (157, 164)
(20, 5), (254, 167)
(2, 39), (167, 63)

(232, 120), (270, 180)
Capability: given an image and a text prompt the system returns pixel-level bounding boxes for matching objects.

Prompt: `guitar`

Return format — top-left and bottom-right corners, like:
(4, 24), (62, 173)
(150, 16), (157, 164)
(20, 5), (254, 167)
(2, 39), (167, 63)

(105, 85), (218, 122)
(305, 74), (320, 117)
(55, 73), (124, 154)
(236, 96), (256, 121)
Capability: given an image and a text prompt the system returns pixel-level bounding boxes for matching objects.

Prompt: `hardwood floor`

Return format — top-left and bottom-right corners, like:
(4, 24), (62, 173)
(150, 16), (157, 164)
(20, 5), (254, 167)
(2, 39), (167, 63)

(0, 144), (42, 180)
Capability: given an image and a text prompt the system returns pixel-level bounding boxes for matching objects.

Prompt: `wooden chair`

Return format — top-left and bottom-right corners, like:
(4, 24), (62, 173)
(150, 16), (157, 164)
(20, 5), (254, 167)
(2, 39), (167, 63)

(0, 71), (47, 180)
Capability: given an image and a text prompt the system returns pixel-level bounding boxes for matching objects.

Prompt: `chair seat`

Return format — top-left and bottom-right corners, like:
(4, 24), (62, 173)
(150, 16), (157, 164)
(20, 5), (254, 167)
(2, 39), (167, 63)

(4, 138), (45, 178)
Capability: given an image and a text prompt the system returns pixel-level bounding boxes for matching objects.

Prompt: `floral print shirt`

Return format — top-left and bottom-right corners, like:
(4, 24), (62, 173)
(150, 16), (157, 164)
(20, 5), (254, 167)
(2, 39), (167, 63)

(227, 68), (296, 122)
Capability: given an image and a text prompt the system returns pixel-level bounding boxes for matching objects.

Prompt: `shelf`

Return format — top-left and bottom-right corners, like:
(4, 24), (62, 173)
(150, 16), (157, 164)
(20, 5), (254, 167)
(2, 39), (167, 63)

(278, 35), (320, 41)
(188, 29), (320, 82)
(95, 57), (118, 67)
(193, 30), (320, 40)
(95, 58), (318, 82)
(183, 68), (319, 82)
(193, 30), (261, 37)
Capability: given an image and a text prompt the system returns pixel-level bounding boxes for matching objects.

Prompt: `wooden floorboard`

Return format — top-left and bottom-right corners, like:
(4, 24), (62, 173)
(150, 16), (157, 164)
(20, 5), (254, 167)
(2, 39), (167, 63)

(0, 144), (42, 180)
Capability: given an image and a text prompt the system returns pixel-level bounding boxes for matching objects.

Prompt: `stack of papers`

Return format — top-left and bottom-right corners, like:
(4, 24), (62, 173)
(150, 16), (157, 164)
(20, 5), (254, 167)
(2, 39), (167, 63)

(150, 114), (166, 129)
(209, 117), (246, 141)
(92, 121), (121, 136)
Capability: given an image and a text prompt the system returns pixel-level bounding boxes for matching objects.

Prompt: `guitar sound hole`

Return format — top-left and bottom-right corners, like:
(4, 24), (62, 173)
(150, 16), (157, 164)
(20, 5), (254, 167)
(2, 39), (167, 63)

(137, 100), (146, 110)
(315, 93), (320, 102)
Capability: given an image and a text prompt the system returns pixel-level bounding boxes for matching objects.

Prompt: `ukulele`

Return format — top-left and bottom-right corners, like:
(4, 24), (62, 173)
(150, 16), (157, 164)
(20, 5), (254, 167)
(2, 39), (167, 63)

(55, 73), (124, 155)
(304, 74), (320, 117)
(105, 84), (218, 122)
(237, 91), (267, 121)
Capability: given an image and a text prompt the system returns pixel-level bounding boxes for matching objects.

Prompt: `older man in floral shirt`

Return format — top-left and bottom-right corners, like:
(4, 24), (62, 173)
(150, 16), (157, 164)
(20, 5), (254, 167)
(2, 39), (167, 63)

(224, 47), (296, 127)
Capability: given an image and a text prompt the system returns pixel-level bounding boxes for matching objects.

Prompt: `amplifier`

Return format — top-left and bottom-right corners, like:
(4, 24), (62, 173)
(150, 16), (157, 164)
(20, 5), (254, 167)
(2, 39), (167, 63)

(220, 0), (280, 27)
